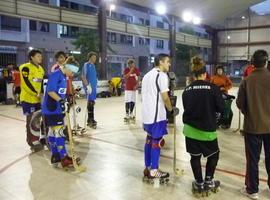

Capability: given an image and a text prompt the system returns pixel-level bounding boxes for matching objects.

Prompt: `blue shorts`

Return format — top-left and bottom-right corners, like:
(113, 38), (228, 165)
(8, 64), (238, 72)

(87, 88), (97, 101)
(44, 114), (65, 127)
(143, 120), (168, 139)
(22, 102), (41, 115)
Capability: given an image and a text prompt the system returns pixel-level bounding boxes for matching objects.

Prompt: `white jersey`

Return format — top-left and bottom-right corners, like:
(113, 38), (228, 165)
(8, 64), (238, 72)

(141, 68), (169, 124)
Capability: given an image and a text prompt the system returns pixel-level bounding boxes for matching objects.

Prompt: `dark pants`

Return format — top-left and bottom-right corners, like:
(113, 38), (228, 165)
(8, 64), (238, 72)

(87, 100), (95, 122)
(244, 133), (270, 194)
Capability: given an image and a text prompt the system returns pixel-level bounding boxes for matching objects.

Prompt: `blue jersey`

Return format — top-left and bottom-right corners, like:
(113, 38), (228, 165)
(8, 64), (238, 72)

(82, 62), (97, 100)
(42, 69), (67, 115)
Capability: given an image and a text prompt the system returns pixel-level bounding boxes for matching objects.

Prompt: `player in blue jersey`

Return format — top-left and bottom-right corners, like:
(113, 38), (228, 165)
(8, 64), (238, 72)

(42, 57), (79, 168)
(81, 52), (98, 129)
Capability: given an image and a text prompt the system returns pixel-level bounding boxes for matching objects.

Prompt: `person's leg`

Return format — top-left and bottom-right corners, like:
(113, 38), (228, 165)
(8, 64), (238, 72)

(244, 133), (262, 194)
(205, 152), (219, 180)
(87, 100), (95, 123)
(263, 134), (270, 188)
(144, 135), (152, 168)
(190, 154), (203, 183)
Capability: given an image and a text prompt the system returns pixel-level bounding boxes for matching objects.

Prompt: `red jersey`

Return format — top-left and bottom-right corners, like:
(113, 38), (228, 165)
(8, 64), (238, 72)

(243, 64), (255, 78)
(12, 71), (21, 87)
(124, 67), (140, 91)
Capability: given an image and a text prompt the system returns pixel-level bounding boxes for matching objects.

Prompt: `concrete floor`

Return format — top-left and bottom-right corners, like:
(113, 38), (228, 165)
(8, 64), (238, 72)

(0, 87), (269, 200)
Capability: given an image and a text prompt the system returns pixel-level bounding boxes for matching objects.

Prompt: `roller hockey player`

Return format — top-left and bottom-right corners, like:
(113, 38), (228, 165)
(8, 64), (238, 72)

(182, 57), (225, 197)
(123, 59), (140, 124)
(42, 59), (79, 168)
(81, 52), (98, 129)
(19, 49), (45, 152)
(141, 54), (179, 184)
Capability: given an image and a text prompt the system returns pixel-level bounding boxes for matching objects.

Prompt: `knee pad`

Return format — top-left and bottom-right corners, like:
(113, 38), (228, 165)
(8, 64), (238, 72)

(151, 138), (165, 149)
(52, 126), (66, 138)
(146, 135), (152, 145)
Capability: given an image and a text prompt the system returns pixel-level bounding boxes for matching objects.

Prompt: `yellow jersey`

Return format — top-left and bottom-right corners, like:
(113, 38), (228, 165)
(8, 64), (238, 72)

(19, 62), (44, 104)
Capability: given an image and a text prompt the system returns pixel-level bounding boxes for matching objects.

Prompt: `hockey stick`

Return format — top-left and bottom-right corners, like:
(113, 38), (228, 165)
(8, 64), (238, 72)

(173, 116), (184, 176)
(233, 109), (241, 133)
(65, 111), (87, 172)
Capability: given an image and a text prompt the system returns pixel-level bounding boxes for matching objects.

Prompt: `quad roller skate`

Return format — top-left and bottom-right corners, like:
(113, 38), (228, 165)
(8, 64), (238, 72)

(30, 142), (44, 153)
(87, 119), (97, 129)
(204, 179), (221, 196)
(191, 181), (206, 198)
(51, 153), (81, 168)
(129, 115), (136, 124)
(143, 169), (170, 185)
(124, 114), (130, 124)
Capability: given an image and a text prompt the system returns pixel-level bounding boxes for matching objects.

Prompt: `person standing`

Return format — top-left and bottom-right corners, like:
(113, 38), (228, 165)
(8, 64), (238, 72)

(237, 50), (270, 200)
(182, 56), (224, 196)
(81, 52), (98, 129)
(123, 59), (140, 122)
(141, 53), (179, 182)
(19, 49), (44, 151)
(12, 66), (21, 106)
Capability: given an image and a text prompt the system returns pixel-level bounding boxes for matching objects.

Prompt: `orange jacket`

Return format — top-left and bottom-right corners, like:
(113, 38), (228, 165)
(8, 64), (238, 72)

(210, 75), (232, 94)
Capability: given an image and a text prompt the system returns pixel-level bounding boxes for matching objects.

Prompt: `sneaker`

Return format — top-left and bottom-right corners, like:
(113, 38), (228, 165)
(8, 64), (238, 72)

(240, 187), (259, 200)
(61, 156), (74, 168)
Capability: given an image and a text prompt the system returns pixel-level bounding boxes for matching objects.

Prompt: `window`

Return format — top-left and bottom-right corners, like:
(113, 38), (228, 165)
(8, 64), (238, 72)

(126, 15), (133, 23)
(70, 27), (79, 36)
(1, 16), (21, 31)
(120, 34), (133, 45)
(107, 32), (116, 44)
(110, 11), (117, 19)
(30, 20), (37, 31)
(139, 37), (144, 45)
(59, 25), (68, 36)
(60, 0), (69, 8)
(157, 21), (164, 29)
(139, 18), (144, 25)
(70, 2), (79, 10)
(145, 38), (150, 45)
(145, 19), (150, 26)
(83, 5), (98, 14)
(156, 40), (164, 49)
(39, 22), (49, 32)
(39, 0), (49, 4)
(119, 14), (133, 23)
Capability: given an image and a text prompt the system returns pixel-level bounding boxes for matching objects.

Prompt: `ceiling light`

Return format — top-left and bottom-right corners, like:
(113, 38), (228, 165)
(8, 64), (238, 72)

(110, 4), (116, 11)
(155, 2), (167, 15)
(227, 35), (231, 40)
(182, 11), (193, 23)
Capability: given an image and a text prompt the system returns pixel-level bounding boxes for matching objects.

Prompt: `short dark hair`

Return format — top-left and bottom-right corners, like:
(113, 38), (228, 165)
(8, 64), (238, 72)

(253, 50), (269, 68)
(87, 52), (97, 60)
(54, 51), (66, 59)
(28, 49), (42, 60)
(127, 59), (135, 66)
(154, 53), (170, 67)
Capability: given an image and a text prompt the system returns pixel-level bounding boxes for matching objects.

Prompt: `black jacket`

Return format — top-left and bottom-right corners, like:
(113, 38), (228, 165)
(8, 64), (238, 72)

(182, 80), (225, 132)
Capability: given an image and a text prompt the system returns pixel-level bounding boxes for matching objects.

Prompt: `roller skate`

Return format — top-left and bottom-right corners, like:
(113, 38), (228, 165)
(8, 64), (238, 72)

(142, 167), (150, 182)
(124, 114), (130, 124)
(147, 169), (170, 185)
(192, 181), (206, 198)
(51, 153), (61, 168)
(204, 178), (220, 196)
(129, 114), (136, 124)
(61, 156), (74, 169)
(87, 119), (97, 129)
(30, 142), (44, 153)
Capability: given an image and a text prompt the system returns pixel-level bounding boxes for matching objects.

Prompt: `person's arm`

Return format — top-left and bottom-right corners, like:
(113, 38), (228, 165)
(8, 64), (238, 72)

(81, 63), (89, 87)
(224, 76), (233, 92)
(236, 80), (247, 115)
(161, 92), (173, 112)
(48, 91), (62, 101)
(124, 67), (134, 79)
(159, 73), (173, 112)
